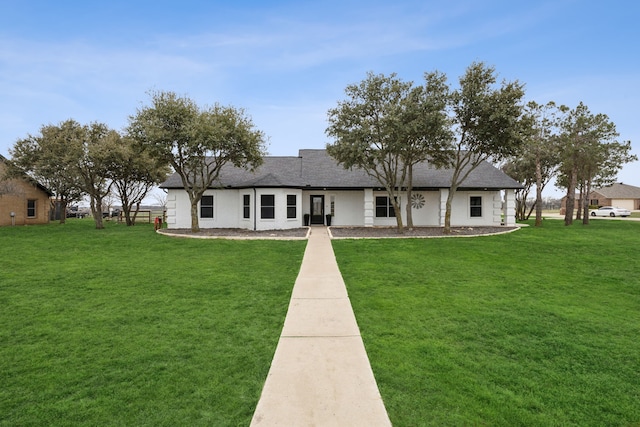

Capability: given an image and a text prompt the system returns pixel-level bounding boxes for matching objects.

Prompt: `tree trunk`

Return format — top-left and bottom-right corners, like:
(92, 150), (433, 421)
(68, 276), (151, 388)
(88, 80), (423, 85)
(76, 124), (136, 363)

(444, 186), (456, 234)
(90, 196), (104, 229)
(576, 186), (583, 220)
(190, 199), (200, 232)
(121, 193), (133, 226)
(534, 157), (543, 226)
(405, 166), (414, 230)
(131, 202), (141, 226)
(59, 198), (68, 225)
(564, 165), (577, 226)
(582, 181), (591, 225)
(392, 196), (404, 234)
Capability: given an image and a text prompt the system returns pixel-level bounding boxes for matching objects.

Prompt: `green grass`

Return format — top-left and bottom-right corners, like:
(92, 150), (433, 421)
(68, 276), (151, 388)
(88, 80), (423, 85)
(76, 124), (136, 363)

(333, 220), (640, 426)
(0, 220), (306, 426)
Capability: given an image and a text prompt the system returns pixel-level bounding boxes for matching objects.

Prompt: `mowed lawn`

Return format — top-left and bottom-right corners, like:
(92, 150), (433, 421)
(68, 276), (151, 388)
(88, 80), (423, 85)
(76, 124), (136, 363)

(0, 220), (306, 426)
(333, 220), (640, 426)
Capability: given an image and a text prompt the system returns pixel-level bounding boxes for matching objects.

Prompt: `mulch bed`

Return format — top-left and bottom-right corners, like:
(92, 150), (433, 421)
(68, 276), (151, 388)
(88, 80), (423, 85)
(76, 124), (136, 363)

(159, 226), (519, 239)
(330, 226), (518, 238)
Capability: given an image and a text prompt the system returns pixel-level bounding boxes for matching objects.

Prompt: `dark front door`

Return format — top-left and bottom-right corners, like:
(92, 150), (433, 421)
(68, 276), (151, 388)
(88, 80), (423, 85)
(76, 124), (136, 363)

(310, 195), (325, 225)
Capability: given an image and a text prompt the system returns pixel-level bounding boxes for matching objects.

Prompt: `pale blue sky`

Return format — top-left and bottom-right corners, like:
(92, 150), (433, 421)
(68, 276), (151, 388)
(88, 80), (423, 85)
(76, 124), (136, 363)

(1, 0), (638, 196)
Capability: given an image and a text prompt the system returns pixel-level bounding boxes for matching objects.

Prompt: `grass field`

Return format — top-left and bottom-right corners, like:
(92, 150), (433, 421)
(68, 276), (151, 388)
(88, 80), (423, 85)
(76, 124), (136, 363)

(332, 219), (640, 426)
(0, 220), (306, 426)
(3, 219), (639, 426)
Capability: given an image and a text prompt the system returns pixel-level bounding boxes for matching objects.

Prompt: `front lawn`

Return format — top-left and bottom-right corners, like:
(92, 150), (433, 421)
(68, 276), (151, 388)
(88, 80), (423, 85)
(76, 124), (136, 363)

(0, 220), (306, 426)
(333, 220), (640, 426)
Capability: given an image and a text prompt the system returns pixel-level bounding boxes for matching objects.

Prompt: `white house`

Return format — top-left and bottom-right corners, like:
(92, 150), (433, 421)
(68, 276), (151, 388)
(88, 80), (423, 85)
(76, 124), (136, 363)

(160, 149), (522, 230)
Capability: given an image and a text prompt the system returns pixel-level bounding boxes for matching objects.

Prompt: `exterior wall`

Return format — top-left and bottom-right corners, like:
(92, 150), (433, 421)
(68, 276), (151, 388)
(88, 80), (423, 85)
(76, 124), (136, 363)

(165, 188), (304, 230)
(0, 172), (51, 227)
(448, 190), (503, 227)
(610, 199), (635, 211)
(503, 189), (516, 226)
(409, 191), (441, 226)
(166, 187), (510, 230)
(300, 190), (364, 226)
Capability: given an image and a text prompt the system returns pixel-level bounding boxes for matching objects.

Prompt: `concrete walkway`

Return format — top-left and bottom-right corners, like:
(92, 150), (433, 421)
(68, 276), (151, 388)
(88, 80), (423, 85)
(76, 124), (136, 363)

(251, 227), (392, 426)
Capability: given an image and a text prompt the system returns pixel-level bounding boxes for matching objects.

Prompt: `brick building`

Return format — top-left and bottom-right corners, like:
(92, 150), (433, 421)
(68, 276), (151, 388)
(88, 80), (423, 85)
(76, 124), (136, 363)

(0, 155), (52, 226)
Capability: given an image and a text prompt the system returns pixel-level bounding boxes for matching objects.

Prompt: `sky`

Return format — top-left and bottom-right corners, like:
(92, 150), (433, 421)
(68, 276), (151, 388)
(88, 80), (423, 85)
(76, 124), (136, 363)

(1, 0), (638, 198)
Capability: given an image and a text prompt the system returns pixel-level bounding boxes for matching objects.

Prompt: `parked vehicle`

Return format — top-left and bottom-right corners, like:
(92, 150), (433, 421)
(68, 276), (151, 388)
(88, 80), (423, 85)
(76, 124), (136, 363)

(590, 206), (631, 217)
(102, 208), (121, 218)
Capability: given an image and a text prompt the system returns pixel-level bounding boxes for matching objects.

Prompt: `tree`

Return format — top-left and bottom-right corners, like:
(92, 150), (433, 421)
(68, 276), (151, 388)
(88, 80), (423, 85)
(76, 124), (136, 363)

(73, 122), (121, 229)
(326, 72), (413, 232)
(128, 91), (266, 232)
(10, 120), (85, 224)
(400, 72), (453, 228)
(326, 72), (452, 233)
(444, 62), (526, 233)
(109, 134), (170, 226)
(557, 102), (635, 225)
(513, 101), (566, 226)
(501, 155), (535, 221)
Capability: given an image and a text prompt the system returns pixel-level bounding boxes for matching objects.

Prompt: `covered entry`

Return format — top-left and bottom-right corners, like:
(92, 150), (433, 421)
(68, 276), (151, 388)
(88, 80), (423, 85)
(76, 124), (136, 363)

(310, 195), (325, 225)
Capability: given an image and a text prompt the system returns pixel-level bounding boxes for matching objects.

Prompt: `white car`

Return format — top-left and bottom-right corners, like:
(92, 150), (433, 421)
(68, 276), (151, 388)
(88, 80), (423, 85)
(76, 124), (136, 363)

(590, 206), (631, 217)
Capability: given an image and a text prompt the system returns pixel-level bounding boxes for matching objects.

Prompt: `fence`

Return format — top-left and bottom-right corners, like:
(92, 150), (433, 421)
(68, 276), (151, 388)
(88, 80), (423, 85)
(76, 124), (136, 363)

(115, 209), (166, 224)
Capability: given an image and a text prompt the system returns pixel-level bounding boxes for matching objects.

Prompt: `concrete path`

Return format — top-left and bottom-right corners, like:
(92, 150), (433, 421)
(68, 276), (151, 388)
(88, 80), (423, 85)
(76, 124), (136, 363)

(251, 227), (392, 426)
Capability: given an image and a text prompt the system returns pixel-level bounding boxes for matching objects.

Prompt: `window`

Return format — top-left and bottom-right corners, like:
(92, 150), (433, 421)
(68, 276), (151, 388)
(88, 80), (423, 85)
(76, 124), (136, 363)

(287, 194), (296, 219)
(470, 196), (482, 217)
(243, 195), (251, 219)
(375, 196), (396, 218)
(200, 195), (214, 218)
(261, 194), (275, 219)
(27, 199), (36, 217)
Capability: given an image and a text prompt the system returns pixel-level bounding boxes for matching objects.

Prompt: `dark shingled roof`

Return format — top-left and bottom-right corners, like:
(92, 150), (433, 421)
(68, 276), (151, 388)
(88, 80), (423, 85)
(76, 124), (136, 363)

(159, 149), (523, 190)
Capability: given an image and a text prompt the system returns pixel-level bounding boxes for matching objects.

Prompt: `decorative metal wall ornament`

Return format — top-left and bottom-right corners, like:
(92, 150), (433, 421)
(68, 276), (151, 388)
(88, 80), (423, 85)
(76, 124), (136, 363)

(411, 193), (425, 209)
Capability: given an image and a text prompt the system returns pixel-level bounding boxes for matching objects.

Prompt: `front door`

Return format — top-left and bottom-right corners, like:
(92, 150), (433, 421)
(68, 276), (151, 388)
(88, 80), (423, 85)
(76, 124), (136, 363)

(310, 195), (325, 225)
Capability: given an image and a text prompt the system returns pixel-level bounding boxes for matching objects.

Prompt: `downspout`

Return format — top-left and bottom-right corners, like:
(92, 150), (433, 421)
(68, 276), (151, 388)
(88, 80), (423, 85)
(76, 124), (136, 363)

(253, 187), (257, 231)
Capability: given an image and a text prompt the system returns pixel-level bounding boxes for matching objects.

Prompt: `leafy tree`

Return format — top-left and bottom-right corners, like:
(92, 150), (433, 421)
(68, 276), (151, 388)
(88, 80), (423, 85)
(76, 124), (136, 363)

(557, 102), (635, 225)
(326, 72), (452, 232)
(501, 155), (535, 221)
(10, 120), (85, 224)
(74, 122), (121, 229)
(510, 101), (566, 226)
(109, 134), (170, 226)
(444, 62), (526, 233)
(400, 72), (453, 228)
(577, 140), (635, 224)
(128, 91), (266, 232)
(326, 72), (413, 232)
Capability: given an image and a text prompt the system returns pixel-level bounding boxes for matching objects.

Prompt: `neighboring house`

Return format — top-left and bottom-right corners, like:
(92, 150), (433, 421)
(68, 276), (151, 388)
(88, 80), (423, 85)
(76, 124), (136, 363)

(160, 149), (522, 230)
(0, 155), (52, 226)
(588, 183), (640, 210)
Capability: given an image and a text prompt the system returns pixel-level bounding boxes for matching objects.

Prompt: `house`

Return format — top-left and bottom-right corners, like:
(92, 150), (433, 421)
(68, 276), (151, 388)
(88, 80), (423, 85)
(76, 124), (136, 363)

(588, 183), (640, 211)
(160, 149), (522, 230)
(0, 155), (52, 226)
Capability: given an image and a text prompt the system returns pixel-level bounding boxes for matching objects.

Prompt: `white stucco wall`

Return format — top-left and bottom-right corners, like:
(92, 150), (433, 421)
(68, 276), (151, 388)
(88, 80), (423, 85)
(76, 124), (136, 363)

(165, 188), (303, 230)
(167, 187), (509, 229)
(447, 190), (503, 226)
